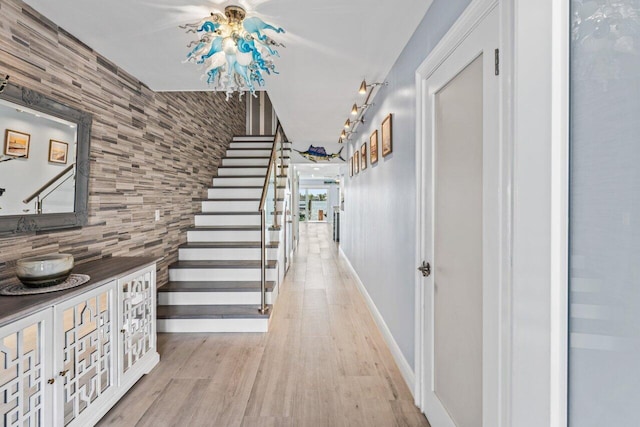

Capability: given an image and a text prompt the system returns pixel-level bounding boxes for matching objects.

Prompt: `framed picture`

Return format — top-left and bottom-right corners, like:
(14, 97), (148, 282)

(381, 114), (393, 157)
(349, 155), (354, 177)
(354, 150), (360, 174)
(48, 140), (69, 164)
(4, 129), (30, 158)
(370, 130), (379, 164)
(360, 143), (367, 170)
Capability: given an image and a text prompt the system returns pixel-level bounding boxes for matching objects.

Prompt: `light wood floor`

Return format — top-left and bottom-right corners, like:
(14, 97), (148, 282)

(98, 223), (430, 427)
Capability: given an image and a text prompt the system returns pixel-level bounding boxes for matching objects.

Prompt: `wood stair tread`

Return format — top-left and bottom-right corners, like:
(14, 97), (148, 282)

(227, 147), (291, 151)
(189, 225), (261, 230)
(156, 304), (272, 319)
(203, 198), (285, 201)
(210, 186), (286, 189)
(213, 175), (268, 178)
(180, 241), (279, 249)
(217, 166), (267, 169)
(169, 260), (277, 269)
(159, 281), (276, 292)
(223, 156), (290, 159)
(195, 211), (283, 216)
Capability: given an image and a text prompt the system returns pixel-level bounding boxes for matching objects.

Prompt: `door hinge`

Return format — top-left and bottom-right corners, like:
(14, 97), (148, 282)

(494, 48), (500, 76)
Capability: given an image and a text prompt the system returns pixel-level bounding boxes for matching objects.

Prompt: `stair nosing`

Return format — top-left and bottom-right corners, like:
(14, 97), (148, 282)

(209, 186), (286, 189)
(169, 260), (277, 269)
(195, 211), (283, 216)
(217, 166), (289, 169)
(179, 241), (279, 249)
(159, 281), (276, 293)
(189, 225), (277, 231)
(214, 175), (272, 178)
(156, 304), (272, 319)
(223, 156), (290, 159)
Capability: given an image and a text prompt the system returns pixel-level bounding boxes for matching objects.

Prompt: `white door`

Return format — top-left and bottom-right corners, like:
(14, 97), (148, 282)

(417, 5), (500, 427)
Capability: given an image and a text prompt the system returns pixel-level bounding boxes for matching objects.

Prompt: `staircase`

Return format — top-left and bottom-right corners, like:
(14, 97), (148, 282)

(156, 135), (291, 333)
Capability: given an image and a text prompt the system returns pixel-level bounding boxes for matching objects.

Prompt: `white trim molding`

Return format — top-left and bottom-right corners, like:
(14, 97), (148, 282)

(339, 247), (415, 394)
(414, 0), (504, 426)
(510, 0), (570, 426)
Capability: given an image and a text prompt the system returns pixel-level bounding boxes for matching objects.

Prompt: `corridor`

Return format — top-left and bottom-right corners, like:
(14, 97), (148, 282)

(98, 223), (429, 426)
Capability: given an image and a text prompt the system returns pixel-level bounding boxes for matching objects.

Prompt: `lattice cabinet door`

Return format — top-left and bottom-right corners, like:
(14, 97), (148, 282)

(117, 265), (156, 384)
(0, 310), (54, 427)
(53, 283), (117, 426)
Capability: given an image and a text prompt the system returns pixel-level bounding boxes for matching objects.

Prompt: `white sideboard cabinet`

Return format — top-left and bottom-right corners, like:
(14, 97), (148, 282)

(0, 258), (159, 427)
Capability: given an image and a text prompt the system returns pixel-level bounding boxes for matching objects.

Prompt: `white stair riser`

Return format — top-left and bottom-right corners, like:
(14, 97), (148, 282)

(187, 229), (280, 242)
(157, 318), (269, 333)
(208, 188), (285, 199)
(169, 268), (277, 282)
(229, 142), (273, 149)
(221, 158), (291, 167)
(222, 158), (270, 166)
(213, 177), (264, 186)
(188, 230), (260, 242)
(208, 188), (262, 199)
(233, 136), (274, 142)
(194, 215), (260, 226)
(202, 200), (258, 212)
(217, 167), (267, 176)
(202, 200), (283, 212)
(226, 149), (272, 157)
(158, 291), (274, 305)
(178, 247), (278, 261)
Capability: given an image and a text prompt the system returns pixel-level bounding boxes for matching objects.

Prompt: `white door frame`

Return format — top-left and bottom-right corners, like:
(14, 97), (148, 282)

(509, 1), (570, 426)
(414, 0), (501, 425)
(414, 0), (570, 426)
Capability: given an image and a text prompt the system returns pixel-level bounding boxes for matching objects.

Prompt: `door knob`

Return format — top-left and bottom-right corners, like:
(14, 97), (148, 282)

(418, 261), (431, 277)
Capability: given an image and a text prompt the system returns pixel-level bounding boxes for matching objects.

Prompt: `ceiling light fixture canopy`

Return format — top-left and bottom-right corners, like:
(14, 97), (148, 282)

(181, 6), (285, 99)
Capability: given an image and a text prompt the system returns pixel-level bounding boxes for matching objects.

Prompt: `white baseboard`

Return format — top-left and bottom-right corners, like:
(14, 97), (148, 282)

(339, 247), (416, 396)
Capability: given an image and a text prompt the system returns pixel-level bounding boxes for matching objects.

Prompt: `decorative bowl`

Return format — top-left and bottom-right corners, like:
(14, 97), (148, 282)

(16, 253), (74, 288)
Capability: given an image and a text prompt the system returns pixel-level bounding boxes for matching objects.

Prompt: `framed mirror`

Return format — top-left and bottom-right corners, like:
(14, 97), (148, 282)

(0, 82), (92, 234)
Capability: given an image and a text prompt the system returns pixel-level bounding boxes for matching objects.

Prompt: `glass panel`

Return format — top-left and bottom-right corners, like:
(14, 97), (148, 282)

(0, 319), (43, 426)
(569, 2), (640, 426)
(265, 162), (276, 229)
(121, 271), (153, 374)
(62, 290), (112, 425)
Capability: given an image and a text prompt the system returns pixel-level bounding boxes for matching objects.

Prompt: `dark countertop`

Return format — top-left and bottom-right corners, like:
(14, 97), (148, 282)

(0, 256), (160, 328)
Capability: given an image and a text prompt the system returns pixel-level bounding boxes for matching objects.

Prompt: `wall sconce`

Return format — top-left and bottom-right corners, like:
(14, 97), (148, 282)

(358, 79), (387, 95)
(351, 103), (373, 115)
(0, 75), (9, 94)
(340, 129), (354, 141)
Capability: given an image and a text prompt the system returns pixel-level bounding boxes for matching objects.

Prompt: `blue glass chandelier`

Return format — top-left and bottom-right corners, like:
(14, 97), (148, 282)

(181, 5), (285, 99)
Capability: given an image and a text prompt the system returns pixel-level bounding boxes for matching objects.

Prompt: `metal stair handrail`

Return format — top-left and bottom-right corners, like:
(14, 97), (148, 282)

(258, 123), (288, 315)
(23, 163), (75, 214)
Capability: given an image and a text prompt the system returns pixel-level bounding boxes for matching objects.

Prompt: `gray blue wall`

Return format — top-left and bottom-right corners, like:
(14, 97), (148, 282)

(341, 0), (471, 370)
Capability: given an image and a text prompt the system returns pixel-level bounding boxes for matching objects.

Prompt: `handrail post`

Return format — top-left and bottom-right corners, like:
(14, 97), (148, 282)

(259, 208), (269, 315)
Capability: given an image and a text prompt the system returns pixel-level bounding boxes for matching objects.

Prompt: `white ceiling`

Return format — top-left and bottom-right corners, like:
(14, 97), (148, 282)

(23, 0), (433, 152)
(295, 163), (342, 180)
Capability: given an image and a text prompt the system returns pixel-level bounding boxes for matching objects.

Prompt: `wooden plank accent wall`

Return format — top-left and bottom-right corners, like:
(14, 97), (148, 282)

(0, 0), (246, 286)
